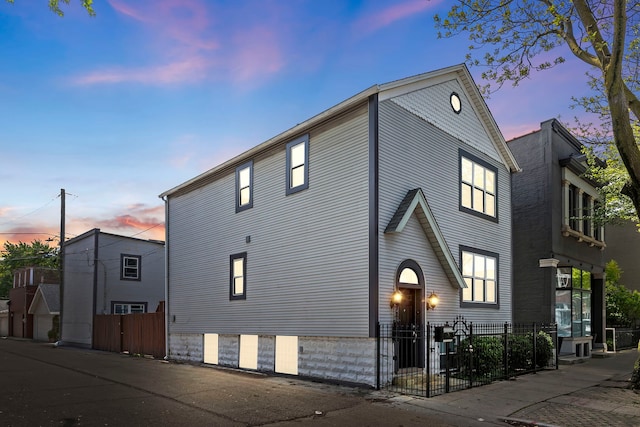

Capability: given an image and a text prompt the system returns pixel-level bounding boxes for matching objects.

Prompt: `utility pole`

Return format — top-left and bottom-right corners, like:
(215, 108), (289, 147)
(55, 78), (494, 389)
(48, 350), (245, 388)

(59, 188), (65, 344)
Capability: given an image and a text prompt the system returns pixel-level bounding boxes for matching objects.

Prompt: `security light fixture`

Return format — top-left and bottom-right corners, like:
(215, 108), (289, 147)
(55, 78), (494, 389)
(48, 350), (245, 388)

(390, 290), (403, 308)
(426, 292), (439, 310)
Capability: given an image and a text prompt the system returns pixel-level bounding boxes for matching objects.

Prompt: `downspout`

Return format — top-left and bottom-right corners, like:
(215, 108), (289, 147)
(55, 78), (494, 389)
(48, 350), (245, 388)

(368, 94), (380, 389)
(91, 229), (99, 348)
(161, 194), (169, 360)
(96, 260), (107, 314)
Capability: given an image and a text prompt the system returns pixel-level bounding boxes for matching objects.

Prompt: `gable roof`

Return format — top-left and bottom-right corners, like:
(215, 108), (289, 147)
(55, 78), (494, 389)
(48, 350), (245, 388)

(28, 284), (60, 315)
(384, 188), (467, 290)
(160, 64), (519, 198)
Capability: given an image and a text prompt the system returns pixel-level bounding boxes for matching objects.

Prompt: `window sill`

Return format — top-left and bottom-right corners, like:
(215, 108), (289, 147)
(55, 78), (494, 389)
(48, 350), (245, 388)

(561, 226), (606, 249)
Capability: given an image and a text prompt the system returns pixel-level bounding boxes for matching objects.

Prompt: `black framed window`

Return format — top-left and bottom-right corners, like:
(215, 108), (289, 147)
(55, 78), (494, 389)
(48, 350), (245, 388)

(555, 267), (592, 338)
(459, 150), (498, 222)
(235, 161), (253, 213)
(460, 246), (498, 306)
(286, 134), (309, 195)
(121, 254), (141, 281)
(230, 252), (247, 300)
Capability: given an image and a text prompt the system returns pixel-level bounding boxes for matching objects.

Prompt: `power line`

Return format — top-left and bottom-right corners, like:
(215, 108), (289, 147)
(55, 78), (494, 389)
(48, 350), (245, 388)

(0, 194), (59, 226)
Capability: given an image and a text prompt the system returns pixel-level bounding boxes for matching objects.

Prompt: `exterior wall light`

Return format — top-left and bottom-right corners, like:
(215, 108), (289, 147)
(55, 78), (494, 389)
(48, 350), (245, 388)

(390, 290), (403, 308)
(556, 272), (571, 288)
(426, 292), (439, 310)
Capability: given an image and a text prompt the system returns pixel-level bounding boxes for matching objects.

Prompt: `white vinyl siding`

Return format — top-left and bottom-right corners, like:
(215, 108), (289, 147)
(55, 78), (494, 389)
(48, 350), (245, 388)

(167, 103), (370, 337)
(378, 96), (512, 324)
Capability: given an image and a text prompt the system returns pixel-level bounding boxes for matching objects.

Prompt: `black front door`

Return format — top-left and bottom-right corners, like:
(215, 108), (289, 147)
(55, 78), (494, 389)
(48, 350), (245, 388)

(397, 288), (423, 369)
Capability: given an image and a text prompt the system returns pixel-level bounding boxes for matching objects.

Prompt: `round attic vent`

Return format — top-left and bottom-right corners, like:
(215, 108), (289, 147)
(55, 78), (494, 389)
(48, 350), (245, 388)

(450, 92), (461, 114)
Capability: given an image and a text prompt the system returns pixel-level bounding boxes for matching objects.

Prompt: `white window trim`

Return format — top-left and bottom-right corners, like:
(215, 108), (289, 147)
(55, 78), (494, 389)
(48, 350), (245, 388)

(121, 254), (141, 281)
(112, 302), (146, 314)
(561, 168), (604, 247)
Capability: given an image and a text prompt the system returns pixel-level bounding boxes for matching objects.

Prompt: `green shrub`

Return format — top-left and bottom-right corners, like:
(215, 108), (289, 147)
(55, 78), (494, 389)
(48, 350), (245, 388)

(535, 331), (554, 368)
(460, 336), (504, 379)
(508, 334), (532, 371)
(630, 355), (640, 390)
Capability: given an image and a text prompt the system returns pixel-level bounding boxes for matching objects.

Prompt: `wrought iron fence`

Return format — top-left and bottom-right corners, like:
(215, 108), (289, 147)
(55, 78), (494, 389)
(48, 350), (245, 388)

(377, 317), (557, 397)
(605, 327), (640, 351)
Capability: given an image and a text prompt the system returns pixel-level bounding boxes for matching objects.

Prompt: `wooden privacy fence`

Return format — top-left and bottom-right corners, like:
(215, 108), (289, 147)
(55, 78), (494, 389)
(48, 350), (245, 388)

(93, 312), (165, 359)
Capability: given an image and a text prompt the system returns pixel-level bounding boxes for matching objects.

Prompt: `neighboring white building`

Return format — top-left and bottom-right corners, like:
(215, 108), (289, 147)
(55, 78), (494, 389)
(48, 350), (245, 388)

(160, 64), (520, 387)
(61, 229), (165, 348)
(28, 284), (60, 342)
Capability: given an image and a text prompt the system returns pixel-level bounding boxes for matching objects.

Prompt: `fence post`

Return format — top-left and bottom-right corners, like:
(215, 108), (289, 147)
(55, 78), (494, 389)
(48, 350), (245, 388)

(426, 323), (431, 398)
(376, 322), (380, 390)
(532, 323), (538, 373)
(555, 323), (559, 370)
(468, 322), (473, 389)
(503, 322), (509, 380)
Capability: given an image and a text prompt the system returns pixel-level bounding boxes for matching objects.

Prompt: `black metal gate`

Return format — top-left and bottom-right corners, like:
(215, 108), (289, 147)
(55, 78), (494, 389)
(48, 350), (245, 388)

(377, 317), (558, 397)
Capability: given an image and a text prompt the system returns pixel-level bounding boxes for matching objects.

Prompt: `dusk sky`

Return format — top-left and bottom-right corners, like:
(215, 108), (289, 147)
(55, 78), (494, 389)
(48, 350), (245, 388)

(0, 0), (594, 248)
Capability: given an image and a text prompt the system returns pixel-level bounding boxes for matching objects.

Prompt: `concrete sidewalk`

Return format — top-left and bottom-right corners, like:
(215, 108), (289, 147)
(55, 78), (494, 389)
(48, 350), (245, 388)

(377, 349), (640, 426)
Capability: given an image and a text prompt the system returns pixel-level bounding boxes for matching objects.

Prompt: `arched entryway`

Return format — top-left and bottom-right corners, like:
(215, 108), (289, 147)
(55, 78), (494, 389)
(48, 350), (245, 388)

(395, 260), (425, 369)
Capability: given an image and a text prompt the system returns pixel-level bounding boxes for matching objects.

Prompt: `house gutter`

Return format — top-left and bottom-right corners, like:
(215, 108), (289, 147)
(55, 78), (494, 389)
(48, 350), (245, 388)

(161, 194), (169, 360)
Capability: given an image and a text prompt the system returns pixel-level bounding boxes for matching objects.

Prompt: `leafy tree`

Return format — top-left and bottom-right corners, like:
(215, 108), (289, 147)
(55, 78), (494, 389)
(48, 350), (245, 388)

(5, 0), (95, 17)
(605, 259), (640, 327)
(0, 240), (59, 298)
(435, 1), (640, 220)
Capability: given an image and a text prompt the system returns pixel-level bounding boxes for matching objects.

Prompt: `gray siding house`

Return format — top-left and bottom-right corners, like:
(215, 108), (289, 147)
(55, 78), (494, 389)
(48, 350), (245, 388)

(161, 64), (520, 387)
(61, 228), (165, 348)
(509, 119), (606, 358)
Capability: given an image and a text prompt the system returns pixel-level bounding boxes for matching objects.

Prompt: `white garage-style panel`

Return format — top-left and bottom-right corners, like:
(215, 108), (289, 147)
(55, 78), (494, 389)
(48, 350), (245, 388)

(239, 335), (258, 370)
(275, 336), (298, 375)
(203, 333), (219, 364)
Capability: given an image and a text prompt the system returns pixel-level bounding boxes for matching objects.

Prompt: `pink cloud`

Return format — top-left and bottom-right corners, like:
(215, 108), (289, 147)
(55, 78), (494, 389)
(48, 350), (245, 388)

(353, 0), (442, 35)
(74, 1), (295, 87)
(74, 56), (210, 85)
(0, 225), (60, 248)
(74, 204), (165, 241)
(229, 26), (285, 83)
(108, 0), (150, 23)
(0, 207), (13, 218)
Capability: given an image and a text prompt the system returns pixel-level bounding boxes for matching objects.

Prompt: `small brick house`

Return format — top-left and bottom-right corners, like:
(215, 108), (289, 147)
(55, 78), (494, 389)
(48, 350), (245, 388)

(8, 267), (60, 338)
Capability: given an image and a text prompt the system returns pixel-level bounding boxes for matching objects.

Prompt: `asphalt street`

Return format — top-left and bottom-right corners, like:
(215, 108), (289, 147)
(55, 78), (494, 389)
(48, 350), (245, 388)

(1, 338), (454, 427)
(3, 338), (639, 427)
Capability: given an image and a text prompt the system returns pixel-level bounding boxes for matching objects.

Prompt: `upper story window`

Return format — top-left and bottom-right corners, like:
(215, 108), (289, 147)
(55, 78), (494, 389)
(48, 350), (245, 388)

(121, 254), (141, 281)
(286, 135), (309, 195)
(460, 151), (497, 221)
(561, 169), (604, 247)
(230, 252), (247, 300)
(461, 247), (498, 306)
(235, 161), (253, 213)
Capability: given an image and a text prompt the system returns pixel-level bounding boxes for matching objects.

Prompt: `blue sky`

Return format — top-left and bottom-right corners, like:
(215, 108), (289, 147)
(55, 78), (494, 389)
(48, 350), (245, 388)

(0, 0), (592, 247)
